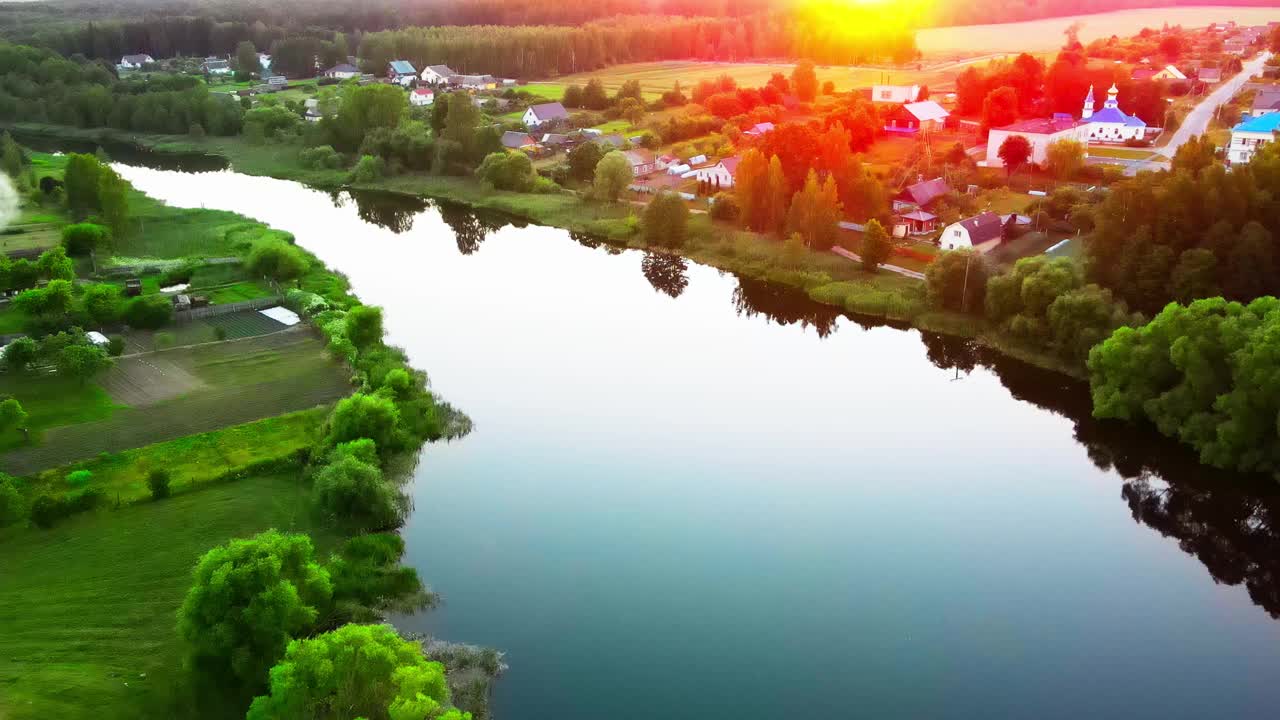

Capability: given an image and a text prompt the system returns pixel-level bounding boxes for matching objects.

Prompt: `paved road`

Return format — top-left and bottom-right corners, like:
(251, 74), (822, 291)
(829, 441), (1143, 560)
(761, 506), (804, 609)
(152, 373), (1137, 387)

(830, 246), (926, 280)
(1155, 51), (1273, 159)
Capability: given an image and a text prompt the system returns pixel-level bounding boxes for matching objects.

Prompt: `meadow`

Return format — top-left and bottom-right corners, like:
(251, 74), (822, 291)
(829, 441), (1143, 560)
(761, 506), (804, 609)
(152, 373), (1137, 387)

(548, 60), (956, 97)
(0, 472), (341, 720)
(916, 6), (1280, 55)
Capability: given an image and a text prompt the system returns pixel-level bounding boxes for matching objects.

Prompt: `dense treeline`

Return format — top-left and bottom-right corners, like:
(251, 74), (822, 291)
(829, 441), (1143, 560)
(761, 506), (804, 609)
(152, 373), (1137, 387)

(0, 42), (243, 135)
(3, 0), (1276, 43)
(1085, 142), (1280, 314)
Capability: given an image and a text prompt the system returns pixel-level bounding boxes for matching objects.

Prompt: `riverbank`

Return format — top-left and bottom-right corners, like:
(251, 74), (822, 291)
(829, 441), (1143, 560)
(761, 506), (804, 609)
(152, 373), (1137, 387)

(4, 122), (1085, 379)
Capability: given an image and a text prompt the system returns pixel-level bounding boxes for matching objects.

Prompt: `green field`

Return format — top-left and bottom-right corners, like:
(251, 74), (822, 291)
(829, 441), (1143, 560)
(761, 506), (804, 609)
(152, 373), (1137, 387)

(0, 223), (61, 255)
(0, 330), (349, 475)
(0, 373), (121, 451)
(917, 6), (1280, 55)
(549, 60), (955, 97)
(1088, 146), (1158, 161)
(0, 472), (341, 720)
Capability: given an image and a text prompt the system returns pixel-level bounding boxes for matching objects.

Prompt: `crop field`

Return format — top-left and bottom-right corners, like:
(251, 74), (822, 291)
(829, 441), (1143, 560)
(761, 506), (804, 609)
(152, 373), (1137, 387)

(0, 373), (121, 452)
(917, 6), (1280, 55)
(550, 60), (954, 97)
(0, 223), (61, 256)
(0, 472), (342, 720)
(0, 329), (349, 475)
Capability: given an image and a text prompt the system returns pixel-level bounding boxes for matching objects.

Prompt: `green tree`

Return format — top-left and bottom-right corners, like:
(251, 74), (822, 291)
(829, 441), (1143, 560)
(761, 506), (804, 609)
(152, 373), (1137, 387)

(333, 84), (406, 151)
(124, 294), (174, 329)
(1169, 248), (1219, 303)
(235, 40), (259, 75)
(643, 191), (689, 249)
(147, 468), (171, 499)
(1, 131), (23, 180)
(860, 219), (891, 272)
(248, 239), (309, 283)
(1044, 138), (1085, 179)
(0, 398), (28, 443)
(351, 155), (385, 183)
(63, 153), (103, 217)
(1, 337), (36, 373)
(592, 151), (633, 203)
(791, 60), (818, 102)
(328, 393), (401, 451)
(475, 152), (535, 192)
(619, 97), (645, 125)
(61, 223), (110, 256)
(245, 624), (465, 720)
(344, 305), (384, 350)
(97, 167), (130, 239)
(37, 247), (75, 281)
(82, 283), (125, 326)
(0, 473), (23, 527)
(785, 170), (841, 251)
(326, 534), (432, 621)
(55, 343), (111, 385)
(567, 142), (604, 182)
(582, 78), (609, 110)
(179, 530), (334, 687)
(761, 155), (790, 235)
(982, 86), (1019, 132)
(997, 133), (1032, 174)
(313, 455), (404, 530)
(1171, 134), (1216, 175)
(439, 92), (482, 164)
(926, 249), (989, 313)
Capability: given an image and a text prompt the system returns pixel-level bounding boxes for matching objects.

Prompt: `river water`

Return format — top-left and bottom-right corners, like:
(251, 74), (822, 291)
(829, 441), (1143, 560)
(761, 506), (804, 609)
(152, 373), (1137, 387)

(108, 159), (1280, 720)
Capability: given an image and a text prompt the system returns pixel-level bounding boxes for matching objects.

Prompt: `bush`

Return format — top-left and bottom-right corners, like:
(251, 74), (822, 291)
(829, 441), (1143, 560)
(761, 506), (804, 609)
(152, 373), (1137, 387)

(299, 145), (343, 170)
(30, 487), (104, 529)
(709, 192), (739, 221)
(147, 468), (171, 499)
(313, 455), (403, 530)
(61, 223), (110, 256)
(66, 469), (93, 488)
(125, 294), (174, 329)
(0, 474), (24, 528)
(154, 331), (176, 349)
(160, 264), (195, 286)
(476, 151), (536, 191)
(350, 154), (384, 183)
(247, 238), (308, 283)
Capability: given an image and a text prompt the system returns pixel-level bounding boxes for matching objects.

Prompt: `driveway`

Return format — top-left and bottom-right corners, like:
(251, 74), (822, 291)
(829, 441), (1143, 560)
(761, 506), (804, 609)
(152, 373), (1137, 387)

(1155, 51), (1273, 159)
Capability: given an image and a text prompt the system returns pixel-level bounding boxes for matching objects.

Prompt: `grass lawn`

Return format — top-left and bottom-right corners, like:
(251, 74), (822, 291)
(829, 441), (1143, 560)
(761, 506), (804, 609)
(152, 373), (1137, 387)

(1088, 146), (1157, 160)
(0, 223), (62, 255)
(0, 330), (349, 475)
(591, 119), (638, 134)
(979, 188), (1033, 215)
(0, 373), (120, 451)
(517, 82), (568, 100)
(0, 303), (29, 334)
(205, 279), (275, 304)
(0, 472), (342, 720)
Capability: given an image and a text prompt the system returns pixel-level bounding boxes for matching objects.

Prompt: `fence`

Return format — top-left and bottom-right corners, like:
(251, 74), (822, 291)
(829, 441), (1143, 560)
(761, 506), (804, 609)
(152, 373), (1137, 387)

(174, 296), (281, 323)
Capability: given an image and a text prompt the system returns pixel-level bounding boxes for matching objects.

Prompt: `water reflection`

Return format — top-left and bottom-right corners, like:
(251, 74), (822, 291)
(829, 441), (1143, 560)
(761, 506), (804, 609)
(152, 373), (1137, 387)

(918, 330), (1280, 619)
(438, 201), (510, 255)
(731, 277), (841, 338)
(346, 190), (429, 234)
(10, 131), (229, 172)
(640, 251), (689, 298)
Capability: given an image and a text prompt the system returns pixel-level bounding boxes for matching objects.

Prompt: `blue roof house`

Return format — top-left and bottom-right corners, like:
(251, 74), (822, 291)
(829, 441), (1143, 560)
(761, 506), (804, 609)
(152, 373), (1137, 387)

(1227, 112), (1280, 165)
(1082, 84), (1148, 143)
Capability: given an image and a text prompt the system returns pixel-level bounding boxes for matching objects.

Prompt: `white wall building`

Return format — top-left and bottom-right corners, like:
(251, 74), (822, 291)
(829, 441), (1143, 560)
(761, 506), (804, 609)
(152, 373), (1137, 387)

(1227, 112), (1280, 165)
(940, 212), (1004, 252)
(421, 65), (457, 84)
(410, 88), (435, 106)
(685, 156), (740, 189)
(986, 116), (1090, 168)
(117, 54), (154, 70)
(871, 84), (920, 104)
(523, 102), (569, 128)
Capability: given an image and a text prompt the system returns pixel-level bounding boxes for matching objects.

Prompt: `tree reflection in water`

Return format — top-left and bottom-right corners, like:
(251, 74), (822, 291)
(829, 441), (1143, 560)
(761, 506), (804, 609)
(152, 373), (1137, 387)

(731, 277), (842, 338)
(920, 331), (1280, 620)
(438, 201), (510, 255)
(641, 251), (689, 298)
(347, 190), (429, 234)
(717, 273), (1280, 619)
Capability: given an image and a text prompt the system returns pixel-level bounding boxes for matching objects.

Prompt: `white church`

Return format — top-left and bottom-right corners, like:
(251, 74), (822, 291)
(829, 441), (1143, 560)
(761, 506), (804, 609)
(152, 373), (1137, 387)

(1082, 84), (1148, 143)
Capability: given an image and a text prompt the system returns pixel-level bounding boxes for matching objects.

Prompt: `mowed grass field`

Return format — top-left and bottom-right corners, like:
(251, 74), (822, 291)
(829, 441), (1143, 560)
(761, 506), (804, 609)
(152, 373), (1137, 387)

(917, 6), (1280, 55)
(0, 472), (342, 720)
(0, 328), (350, 475)
(549, 60), (954, 98)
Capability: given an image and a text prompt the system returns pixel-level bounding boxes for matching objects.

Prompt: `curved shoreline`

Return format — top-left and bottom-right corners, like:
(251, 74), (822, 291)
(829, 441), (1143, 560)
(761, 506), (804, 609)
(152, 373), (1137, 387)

(4, 121), (1085, 381)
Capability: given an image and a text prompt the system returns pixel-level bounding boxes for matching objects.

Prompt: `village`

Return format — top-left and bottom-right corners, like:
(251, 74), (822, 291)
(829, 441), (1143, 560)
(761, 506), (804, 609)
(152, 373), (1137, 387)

(104, 16), (1279, 276)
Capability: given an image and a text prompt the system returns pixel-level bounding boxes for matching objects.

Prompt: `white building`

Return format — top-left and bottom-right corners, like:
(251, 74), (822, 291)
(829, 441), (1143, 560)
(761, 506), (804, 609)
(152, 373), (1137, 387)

(117, 54), (154, 70)
(1082, 84), (1148, 143)
(985, 116), (1090, 168)
(1250, 89), (1280, 118)
(323, 63), (360, 80)
(203, 58), (232, 75)
(410, 88), (435, 106)
(872, 84), (920, 104)
(1227, 112), (1280, 165)
(523, 102), (569, 129)
(685, 156), (740, 189)
(939, 212), (1004, 252)
(420, 64), (457, 85)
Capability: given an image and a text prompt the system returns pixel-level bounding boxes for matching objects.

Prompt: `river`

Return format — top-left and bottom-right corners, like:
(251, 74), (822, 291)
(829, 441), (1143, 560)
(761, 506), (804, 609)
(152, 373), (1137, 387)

(104, 158), (1280, 719)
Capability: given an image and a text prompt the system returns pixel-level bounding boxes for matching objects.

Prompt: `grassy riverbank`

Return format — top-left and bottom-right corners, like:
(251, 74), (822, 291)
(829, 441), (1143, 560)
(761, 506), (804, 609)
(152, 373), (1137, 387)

(4, 122), (1082, 378)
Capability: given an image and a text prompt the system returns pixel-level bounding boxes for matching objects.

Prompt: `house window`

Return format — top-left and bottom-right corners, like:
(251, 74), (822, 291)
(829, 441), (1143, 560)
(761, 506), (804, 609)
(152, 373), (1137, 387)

(879, 90), (891, 100)
(953, 230), (962, 237)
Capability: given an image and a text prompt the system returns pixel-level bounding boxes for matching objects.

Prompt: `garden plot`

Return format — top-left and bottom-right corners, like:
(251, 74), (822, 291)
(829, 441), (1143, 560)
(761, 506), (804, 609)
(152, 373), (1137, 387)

(0, 328), (350, 474)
